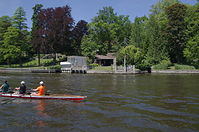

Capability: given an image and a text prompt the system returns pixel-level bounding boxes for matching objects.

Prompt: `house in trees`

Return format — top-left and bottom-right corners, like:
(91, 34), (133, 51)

(95, 53), (116, 66)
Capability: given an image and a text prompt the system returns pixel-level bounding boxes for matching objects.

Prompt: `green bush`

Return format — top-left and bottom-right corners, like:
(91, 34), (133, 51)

(136, 59), (152, 71)
(136, 63), (151, 71)
(48, 65), (61, 69)
(153, 60), (172, 70)
(43, 60), (56, 66)
(92, 66), (112, 71)
(174, 64), (195, 70)
(23, 60), (38, 67)
(22, 59), (55, 67)
(89, 63), (99, 68)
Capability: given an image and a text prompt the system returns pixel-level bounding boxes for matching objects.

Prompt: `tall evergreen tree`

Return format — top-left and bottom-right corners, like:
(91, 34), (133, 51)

(31, 4), (43, 66)
(13, 7), (27, 30)
(166, 3), (187, 63)
(146, 15), (169, 64)
(144, 0), (180, 65)
(130, 16), (148, 52)
(0, 16), (12, 43)
(12, 7), (30, 66)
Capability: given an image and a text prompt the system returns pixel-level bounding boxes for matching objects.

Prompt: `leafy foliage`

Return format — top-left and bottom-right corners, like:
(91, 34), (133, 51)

(0, 1), (199, 70)
(145, 15), (168, 65)
(31, 4), (43, 66)
(184, 3), (199, 68)
(166, 3), (187, 63)
(0, 7), (31, 66)
(118, 45), (143, 65)
(183, 35), (199, 68)
(0, 16), (12, 63)
(0, 16), (12, 43)
(33, 5), (74, 56)
(174, 64), (195, 70)
(0, 27), (22, 65)
(71, 20), (88, 55)
(129, 16), (148, 52)
(82, 6), (131, 58)
(12, 7), (27, 30)
(81, 36), (99, 61)
(152, 59), (172, 70)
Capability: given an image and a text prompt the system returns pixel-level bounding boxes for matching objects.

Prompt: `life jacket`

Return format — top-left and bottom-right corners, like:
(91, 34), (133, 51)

(37, 85), (45, 96)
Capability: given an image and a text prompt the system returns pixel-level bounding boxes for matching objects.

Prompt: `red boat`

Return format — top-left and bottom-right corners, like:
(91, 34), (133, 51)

(0, 93), (87, 101)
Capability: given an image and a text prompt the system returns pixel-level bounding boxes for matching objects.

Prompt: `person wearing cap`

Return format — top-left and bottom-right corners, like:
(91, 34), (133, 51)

(32, 81), (45, 96)
(15, 81), (26, 94)
(0, 80), (9, 93)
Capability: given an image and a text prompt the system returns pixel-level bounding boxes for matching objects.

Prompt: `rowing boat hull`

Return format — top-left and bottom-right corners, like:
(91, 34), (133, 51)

(0, 93), (87, 101)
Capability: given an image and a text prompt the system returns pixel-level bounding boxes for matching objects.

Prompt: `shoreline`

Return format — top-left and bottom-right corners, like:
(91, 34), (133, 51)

(0, 68), (199, 74)
(151, 70), (199, 74)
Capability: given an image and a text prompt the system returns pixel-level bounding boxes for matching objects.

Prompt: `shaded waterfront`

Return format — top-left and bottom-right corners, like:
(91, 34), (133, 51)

(0, 73), (199, 132)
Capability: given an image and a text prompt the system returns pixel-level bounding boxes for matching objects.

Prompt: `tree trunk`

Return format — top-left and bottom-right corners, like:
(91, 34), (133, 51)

(7, 59), (11, 67)
(19, 58), (22, 67)
(38, 51), (40, 66)
(53, 53), (56, 63)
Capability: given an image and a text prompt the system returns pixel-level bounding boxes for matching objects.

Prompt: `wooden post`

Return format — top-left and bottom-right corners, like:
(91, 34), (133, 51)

(133, 65), (135, 73)
(113, 58), (117, 73)
(124, 55), (126, 72)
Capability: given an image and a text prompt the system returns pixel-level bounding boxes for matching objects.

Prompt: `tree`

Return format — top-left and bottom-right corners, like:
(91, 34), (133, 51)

(0, 27), (22, 65)
(31, 4), (43, 66)
(72, 20), (88, 55)
(143, 0), (180, 65)
(13, 7), (27, 30)
(12, 7), (30, 66)
(166, 3), (187, 63)
(0, 16), (12, 63)
(150, 0), (180, 15)
(129, 16), (148, 52)
(145, 15), (169, 64)
(0, 16), (12, 43)
(82, 6), (131, 59)
(184, 3), (199, 68)
(81, 36), (99, 62)
(34, 5), (74, 60)
(184, 35), (199, 68)
(118, 45), (143, 65)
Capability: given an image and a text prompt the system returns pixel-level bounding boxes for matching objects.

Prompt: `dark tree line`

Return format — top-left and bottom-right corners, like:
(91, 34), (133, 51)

(0, 1), (198, 69)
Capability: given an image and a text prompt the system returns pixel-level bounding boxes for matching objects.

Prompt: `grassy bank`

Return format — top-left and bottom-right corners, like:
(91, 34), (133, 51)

(0, 59), (61, 69)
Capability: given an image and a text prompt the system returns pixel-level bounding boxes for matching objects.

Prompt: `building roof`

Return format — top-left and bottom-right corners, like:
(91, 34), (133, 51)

(95, 53), (116, 60)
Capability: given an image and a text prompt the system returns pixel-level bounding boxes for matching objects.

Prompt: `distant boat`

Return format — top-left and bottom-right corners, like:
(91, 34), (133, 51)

(0, 93), (87, 101)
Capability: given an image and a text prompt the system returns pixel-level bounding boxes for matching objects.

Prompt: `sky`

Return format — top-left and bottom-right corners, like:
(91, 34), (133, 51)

(0, 0), (197, 29)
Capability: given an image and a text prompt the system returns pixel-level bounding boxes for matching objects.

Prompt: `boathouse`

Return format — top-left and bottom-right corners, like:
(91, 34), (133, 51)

(67, 56), (87, 73)
(95, 53), (116, 66)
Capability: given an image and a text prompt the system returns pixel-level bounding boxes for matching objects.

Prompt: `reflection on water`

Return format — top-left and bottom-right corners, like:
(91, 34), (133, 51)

(35, 100), (48, 127)
(0, 73), (199, 131)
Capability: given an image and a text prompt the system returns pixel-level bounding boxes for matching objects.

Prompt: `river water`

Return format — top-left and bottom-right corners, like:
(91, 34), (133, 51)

(0, 72), (198, 132)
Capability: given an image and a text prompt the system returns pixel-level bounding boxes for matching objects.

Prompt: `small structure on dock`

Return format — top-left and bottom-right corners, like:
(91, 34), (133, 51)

(60, 62), (72, 72)
(66, 56), (87, 73)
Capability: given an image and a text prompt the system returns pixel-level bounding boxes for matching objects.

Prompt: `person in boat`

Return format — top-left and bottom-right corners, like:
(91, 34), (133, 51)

(32, 81), (45, 96)
(0, 80), (9, 93)
(15, 81), (26, 94)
